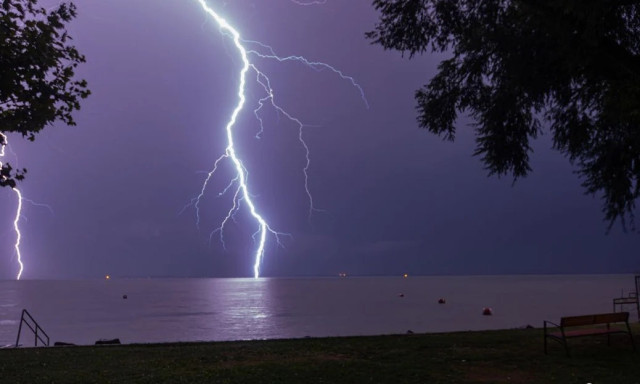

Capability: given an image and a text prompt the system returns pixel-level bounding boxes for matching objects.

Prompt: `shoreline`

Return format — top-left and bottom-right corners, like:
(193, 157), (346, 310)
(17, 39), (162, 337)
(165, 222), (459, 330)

(1, 327), (639, 383)
(12, 324), (538, 349)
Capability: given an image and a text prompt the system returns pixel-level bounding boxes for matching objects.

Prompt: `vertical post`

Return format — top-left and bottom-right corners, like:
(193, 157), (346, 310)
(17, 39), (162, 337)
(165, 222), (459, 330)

(543, 321), (548, 354)
(15, 310), (24, 348)
(626, 319), (636, 351)
(635, 275), (640, 322)
(560, 327), (570, 357)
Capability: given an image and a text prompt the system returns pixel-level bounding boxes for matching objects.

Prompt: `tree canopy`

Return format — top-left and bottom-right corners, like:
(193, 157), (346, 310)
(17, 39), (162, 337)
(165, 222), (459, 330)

(0, 0), (89, 187)
(367, 0), (640, 229)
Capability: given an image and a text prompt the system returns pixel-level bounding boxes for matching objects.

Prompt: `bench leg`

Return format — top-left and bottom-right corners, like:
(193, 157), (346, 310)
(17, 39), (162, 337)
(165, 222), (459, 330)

(626, 322), (636, 351)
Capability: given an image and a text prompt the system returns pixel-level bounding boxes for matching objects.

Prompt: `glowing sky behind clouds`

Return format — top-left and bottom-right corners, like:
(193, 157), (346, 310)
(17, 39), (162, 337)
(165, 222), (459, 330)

(0, 0), (638, 279)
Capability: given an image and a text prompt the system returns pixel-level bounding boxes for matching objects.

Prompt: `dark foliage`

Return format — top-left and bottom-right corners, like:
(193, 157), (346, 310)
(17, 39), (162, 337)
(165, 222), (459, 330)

(367, 0), (640, 229)
(0, 0), (89, 186)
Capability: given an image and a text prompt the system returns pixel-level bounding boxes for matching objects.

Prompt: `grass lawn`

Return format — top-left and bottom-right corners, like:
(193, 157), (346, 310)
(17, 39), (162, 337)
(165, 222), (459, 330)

(1, 326), (639, 383)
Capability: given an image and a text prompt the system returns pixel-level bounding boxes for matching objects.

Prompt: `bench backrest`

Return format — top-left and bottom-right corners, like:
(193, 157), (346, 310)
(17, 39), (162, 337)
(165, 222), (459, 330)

(561, 312), (629, 327)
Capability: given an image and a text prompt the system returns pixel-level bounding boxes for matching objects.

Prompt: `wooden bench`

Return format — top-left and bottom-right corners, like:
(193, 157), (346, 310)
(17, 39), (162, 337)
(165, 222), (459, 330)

(544, 312), (635, 356)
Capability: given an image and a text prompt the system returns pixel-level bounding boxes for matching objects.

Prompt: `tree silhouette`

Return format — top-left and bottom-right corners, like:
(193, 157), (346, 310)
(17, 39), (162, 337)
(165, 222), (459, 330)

(1, 0), (89, 186)
(367, 0), (640, 229)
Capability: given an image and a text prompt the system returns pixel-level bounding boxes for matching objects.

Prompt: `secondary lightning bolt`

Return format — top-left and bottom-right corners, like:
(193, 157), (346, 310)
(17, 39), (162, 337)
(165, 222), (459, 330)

(0, 133), (24, 280)
(195, 0), (367, 278)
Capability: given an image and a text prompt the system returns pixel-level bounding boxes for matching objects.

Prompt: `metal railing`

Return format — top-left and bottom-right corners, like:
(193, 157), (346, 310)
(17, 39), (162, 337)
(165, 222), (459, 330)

(15, 309), (49, 348)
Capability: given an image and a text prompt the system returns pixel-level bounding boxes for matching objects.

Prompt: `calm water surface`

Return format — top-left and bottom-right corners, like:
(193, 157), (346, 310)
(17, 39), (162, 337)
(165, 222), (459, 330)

(0, 275), (636, 346)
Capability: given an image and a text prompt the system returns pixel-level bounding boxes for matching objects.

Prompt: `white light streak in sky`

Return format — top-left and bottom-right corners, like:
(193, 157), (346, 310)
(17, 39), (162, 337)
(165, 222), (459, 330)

(194, 0), (367, 278)
(0, 133), (24, 280)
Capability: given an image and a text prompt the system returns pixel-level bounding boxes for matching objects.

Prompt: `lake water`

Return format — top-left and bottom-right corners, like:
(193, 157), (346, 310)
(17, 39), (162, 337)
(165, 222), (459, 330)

(0, 275), (637, 346)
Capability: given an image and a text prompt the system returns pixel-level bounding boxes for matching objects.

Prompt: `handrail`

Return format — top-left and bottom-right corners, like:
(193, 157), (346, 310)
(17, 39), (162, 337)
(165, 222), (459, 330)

(15, 309), (50, 348)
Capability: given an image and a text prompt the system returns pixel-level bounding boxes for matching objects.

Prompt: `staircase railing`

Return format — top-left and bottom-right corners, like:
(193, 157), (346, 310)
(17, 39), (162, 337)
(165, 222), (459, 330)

(15, 309), (50, 347)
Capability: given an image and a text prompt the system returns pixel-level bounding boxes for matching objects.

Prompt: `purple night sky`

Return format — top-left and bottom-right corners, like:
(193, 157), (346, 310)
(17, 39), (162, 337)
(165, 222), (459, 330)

(0, 0), (638, 279)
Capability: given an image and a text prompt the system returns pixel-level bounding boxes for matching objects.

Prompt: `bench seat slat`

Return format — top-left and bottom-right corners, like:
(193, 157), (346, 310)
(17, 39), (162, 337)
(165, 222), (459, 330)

(549, 328), (628, 339)
(560, 312), (629, 327)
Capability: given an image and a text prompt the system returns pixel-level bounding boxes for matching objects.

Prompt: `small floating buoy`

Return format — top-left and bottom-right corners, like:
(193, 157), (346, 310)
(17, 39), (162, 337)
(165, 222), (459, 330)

(482, 307), (493, 316)
(406, 329), (414, 334)
(398, 293), (405, 298)
(438, 298), (446, 304)
(122, 294), (128, 299)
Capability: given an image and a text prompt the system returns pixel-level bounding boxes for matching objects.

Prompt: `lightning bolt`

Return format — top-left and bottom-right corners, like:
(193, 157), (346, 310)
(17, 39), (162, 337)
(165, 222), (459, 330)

(196, 0), (278, 279)
(194, 0), (367, 278)
(0, 133), (24, 280)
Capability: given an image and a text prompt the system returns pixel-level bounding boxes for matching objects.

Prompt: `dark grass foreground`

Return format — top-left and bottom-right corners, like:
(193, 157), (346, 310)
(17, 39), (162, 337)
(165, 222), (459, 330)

(1, 327), (639, 384)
